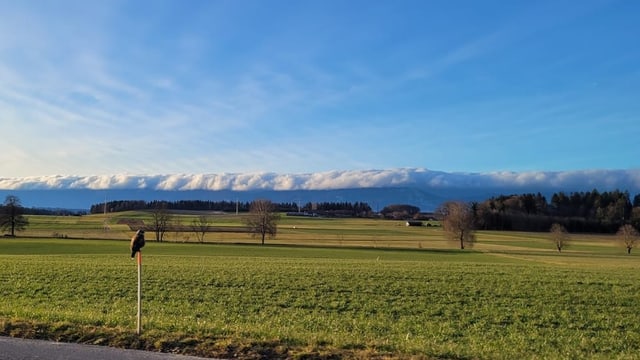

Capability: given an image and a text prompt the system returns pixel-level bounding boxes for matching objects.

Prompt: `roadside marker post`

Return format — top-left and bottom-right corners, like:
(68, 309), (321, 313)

(130, 229), (145, 335)
(137, 251), (142, 335)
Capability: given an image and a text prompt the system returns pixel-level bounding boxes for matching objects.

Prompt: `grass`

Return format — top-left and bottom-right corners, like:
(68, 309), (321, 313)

(1, 213), (640, 359)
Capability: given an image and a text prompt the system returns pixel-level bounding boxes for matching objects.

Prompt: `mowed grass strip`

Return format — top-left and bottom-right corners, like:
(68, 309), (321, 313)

(1, 238), (640, 359)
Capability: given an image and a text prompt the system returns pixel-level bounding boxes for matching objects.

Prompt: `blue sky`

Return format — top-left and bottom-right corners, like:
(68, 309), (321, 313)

(1, 0), (638, 178)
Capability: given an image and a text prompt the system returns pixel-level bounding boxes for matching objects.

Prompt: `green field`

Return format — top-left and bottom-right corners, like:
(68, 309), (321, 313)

(1, 213), (640, 359)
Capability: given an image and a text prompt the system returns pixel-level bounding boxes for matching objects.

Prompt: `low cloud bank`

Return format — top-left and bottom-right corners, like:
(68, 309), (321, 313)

(1, 168), (639, 193)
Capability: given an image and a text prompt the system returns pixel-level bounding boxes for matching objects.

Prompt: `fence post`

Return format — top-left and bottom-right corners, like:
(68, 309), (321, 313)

(137, 251), (142, 335)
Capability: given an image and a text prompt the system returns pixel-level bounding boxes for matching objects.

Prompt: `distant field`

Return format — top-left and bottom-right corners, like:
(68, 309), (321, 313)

(2, 213), (639, 359)
(19, 211), (623, 252)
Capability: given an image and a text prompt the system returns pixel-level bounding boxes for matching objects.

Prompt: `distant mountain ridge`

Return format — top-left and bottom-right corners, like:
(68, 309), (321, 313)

(1, 168), (638, 211)
(0, 188), (445, 212)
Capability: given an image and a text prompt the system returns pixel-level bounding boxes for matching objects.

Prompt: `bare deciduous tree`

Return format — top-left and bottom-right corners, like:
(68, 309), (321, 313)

(150, 201), (172, 242)
(617, 224), (639, 254)
(0, 195), (29, 236)
(549, 223), (569, 252)
(191, 215), (212, 243)
(436, 201), (475, 249)
(244, 199), (280, 245)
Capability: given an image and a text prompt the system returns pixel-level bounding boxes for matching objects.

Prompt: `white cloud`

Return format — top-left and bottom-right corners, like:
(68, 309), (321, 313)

(0, 168), (638, 193)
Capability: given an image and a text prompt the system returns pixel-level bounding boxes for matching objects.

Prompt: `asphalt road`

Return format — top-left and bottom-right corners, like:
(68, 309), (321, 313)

(0, 337), (212, 360)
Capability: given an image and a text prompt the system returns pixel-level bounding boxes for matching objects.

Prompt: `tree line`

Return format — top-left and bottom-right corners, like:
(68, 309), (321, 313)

(438, 199), (640, 254)
(90, 200), (249, 213)
(472, 189), (639, 233)
(297, 201), (373, 217)
(22, 208), (86, 216)
(90, 200), (373, 218)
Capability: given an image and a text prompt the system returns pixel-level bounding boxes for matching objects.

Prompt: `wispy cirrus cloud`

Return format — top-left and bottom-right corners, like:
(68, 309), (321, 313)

(0, 1), (365, 177)
(1, 1), (638, 179)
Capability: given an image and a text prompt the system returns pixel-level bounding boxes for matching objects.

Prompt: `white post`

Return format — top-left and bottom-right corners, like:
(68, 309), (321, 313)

(136, 251), (142, 335)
